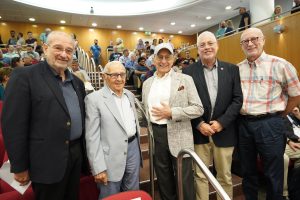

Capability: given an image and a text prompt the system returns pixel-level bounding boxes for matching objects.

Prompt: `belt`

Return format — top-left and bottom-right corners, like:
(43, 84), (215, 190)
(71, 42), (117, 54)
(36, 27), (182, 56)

(128, 135), (136, 143)
(242, 112), (282, 120)
(151, 123), (167, 128)
(70, 138), (81, 146)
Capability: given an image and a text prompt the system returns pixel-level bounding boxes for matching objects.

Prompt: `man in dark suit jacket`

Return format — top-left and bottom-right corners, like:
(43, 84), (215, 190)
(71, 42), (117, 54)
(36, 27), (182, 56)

(1, 31), (87, 200)
(183, 31), (243, 200)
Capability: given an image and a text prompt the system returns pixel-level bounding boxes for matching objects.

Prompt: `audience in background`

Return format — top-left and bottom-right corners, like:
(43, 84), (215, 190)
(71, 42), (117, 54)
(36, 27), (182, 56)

(109, 46), (122, 62)
(291, 0), (300, 14)
(16, 32), (25, 46)
(144, 41), (150, 50)
(158, 38), (163, 44)
(150, 39), (157, 51)
(7, 30), (17, 45)
(116, 38), (124, 53)
(216, 21), (227, 38)
(11, 57), (24, 68)
(136, 39), (145, 51)
(271, 5), (283, 20)
(90, 39), (101, 66)
(25, 31), (37, 50)
(0, 49), (10, 67)
(239, 7), (251, 31)
(21, 44), (40, 61)
(119, 49), (130, 66)
(39, 27), (51, 44)
(225, 20), (235, 36)
(0, 67), (13, 100)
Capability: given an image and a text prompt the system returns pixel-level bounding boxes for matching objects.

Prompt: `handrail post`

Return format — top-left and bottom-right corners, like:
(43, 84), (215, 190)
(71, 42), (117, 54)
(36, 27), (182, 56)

(177, 149), (231, 200)
(134, 98), (155, 199)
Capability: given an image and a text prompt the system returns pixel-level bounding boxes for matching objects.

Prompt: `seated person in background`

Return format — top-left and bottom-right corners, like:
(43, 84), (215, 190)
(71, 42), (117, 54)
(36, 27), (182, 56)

(4, 45), (19, 60)
(271, 5), (282, 20)
(23, 55), (33, 66)
(291, 0), (300, 14)
(0, 49), (10, 67)
(11, 57), (24, 68)
(119, 49), (130, 66)
(25, 31), (38, 50)
(216, 21), (227, 38)
(21, 44), (40, 61)
(145, 41), (150, 50)
(109, 46), (122, 62)
(69, 59), (90, 82)
(136, 39), (145, 51)
(73, 71), (95, 94)
(125, 52), (137, 85)
(0, 67), (13, 100)
(135, 57), (150, 82)
(225, 20), (235, 36)
(283, 105), (300, 199)
(39, 28), (51, 44)
(115, 38), (124, 53)
(17, 32), (26, 46)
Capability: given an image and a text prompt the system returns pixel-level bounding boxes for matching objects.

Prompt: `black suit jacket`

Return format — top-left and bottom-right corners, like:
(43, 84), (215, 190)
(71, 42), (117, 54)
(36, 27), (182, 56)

(183, 60), (243, 147)
(1, 61), (87, 184)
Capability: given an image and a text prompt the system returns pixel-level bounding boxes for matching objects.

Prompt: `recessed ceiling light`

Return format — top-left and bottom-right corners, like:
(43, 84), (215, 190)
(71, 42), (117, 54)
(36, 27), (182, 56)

(0, 16), (2, 19)
(32, 25), (37, 27)
(29, 18), (35, 22)
(139, 27), (144, 31)
(152, 33), (156, 37)
(60, 26), (65, 30)
(206, 16), (212, 20)
(116, 25), (122, 29)
(133, 32), (137, 35)
(170, 35), (174, 38)
(1, 22), (7, 26)
(190, 24), (196, 28)
(170, 22), (176, 26)
(178, 30), (182, 34)
(92, 22), (97, 27)
(89, 28), (94, 32)
(225, 5), (232, 10)
(60, 20), (66, 24)
(159, 29), (164, 32)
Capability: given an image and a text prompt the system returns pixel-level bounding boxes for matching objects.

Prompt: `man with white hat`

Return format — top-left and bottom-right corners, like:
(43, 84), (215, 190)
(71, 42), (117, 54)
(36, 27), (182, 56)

(142, 43), (204, 200)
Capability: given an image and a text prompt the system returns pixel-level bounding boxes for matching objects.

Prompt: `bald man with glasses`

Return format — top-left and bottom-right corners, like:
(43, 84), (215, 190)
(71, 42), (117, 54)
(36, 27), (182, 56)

(238, 27), (300, 200)
(85, 61), (142, 199)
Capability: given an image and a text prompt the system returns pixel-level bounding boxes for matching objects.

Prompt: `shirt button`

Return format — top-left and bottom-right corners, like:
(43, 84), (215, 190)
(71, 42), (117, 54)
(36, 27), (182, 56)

(125, 140), (128, 142)
(124, 152), (127, 155)
(67, 121), (71, 126)
(65, 140), (69, 144)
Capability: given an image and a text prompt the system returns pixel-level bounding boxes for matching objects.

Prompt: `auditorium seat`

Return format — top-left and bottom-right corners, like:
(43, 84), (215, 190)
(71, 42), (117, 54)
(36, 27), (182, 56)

(103, 190), (152, 200)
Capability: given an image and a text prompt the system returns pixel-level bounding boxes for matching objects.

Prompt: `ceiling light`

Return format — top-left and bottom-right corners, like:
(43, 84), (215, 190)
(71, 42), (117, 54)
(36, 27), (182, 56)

(139, 27), (144, 31)
(89, 28), (94, 32)
(225, 6), (232, 10)
(159, 29), (164, 32)
(170, 35), (174, 38)
(190, 24), (196, 28)
(60, 20), (66, 24)
(1, 23), (7, 26)
(206, 16), (212, 20)
(178, 30), (182, 34)
(92, 22), (97, 27)
(170, 22), (176, 26)
(60, 26), (65, 30)
(0, 16), (2, 19)
(32, 25), (37, 27)
(29, 17), (35, 22)
(133, 32), (137, 35)
(116, 25), (122, 29)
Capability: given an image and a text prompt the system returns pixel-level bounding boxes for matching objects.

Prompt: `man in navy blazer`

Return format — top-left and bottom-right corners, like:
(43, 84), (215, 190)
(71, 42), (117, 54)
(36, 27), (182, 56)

(183, 31), (243, 200)
(2, 31), (87, 200)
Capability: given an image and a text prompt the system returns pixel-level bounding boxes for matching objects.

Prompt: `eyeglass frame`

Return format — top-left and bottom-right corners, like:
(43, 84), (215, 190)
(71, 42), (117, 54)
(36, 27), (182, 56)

(46, 44), (74, 55)
(240, 37), (261, 46)
(105, 72), (126, 79)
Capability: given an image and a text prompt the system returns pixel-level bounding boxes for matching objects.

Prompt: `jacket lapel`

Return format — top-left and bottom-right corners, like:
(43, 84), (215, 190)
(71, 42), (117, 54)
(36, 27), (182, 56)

(71, 78), (85, 125)
(196, 62), (211, 106)
(102, 86), (127, 132)
(143, 77), (154, 117)
(41, 62), (70, 116)
(214, 61), (225, 110)
(169, 70), (181, 106)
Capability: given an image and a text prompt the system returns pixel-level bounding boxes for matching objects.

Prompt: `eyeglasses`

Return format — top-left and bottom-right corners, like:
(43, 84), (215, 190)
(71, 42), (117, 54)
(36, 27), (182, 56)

(105, 73), (126, 79)
(156, 55), (173, 61)
(240, 37), (260, 46)
(198, 42), (216, 49)
(47, 44), (74, 55)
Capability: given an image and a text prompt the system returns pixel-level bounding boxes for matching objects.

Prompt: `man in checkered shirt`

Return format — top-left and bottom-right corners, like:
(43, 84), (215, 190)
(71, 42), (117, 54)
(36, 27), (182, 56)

(237, 27), (300, 200)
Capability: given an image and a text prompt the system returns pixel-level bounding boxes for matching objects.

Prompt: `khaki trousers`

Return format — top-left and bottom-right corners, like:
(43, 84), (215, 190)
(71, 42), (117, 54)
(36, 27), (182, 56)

(194, 138), (234, 200)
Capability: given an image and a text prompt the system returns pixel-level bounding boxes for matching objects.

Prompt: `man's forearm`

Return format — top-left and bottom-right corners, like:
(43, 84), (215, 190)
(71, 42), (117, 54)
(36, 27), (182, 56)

(283, 95), (300, 116)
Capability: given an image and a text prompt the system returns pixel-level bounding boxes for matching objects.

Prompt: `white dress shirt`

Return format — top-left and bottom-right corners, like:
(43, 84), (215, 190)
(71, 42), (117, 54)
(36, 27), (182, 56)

(148, 71), (171, 124)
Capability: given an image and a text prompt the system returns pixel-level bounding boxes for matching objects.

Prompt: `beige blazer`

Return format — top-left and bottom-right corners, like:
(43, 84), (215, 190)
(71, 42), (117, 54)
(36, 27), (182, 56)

(142, 69), (204, 157)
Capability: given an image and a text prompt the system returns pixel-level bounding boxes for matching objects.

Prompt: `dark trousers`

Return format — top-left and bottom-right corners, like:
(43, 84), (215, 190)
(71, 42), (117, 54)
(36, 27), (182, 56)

(238, 115), (286, 200)
(32, 141), (82, 200)
(152, 125), (195, 200)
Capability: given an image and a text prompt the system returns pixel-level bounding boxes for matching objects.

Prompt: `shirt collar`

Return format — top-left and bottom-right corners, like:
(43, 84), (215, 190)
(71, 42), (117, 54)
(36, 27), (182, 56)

(202, 60), (218, 70)
(154, 68), (173, 79)
(108, 86), (125, 98)
(48, 63), (73, 82)
(247, 51), (266, 68)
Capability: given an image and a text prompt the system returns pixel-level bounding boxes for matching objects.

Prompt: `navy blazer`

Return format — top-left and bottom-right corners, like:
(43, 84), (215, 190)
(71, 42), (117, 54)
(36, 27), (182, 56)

(1, 61), (87, 184)
(183, 60), (243, 147)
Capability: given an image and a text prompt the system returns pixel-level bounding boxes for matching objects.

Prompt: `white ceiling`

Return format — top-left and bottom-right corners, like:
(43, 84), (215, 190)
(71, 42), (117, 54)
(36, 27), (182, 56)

(0, 0), (249, 35)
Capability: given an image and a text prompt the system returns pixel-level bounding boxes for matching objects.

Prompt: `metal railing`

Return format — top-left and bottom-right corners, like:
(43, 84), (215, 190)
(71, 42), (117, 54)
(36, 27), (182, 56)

(177, 149), (231, 200)
(134, 98), (155, 199)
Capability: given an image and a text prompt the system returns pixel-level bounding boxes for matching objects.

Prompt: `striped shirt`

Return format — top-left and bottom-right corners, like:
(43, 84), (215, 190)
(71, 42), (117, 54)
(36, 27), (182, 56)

(238, 52), (300, 115)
